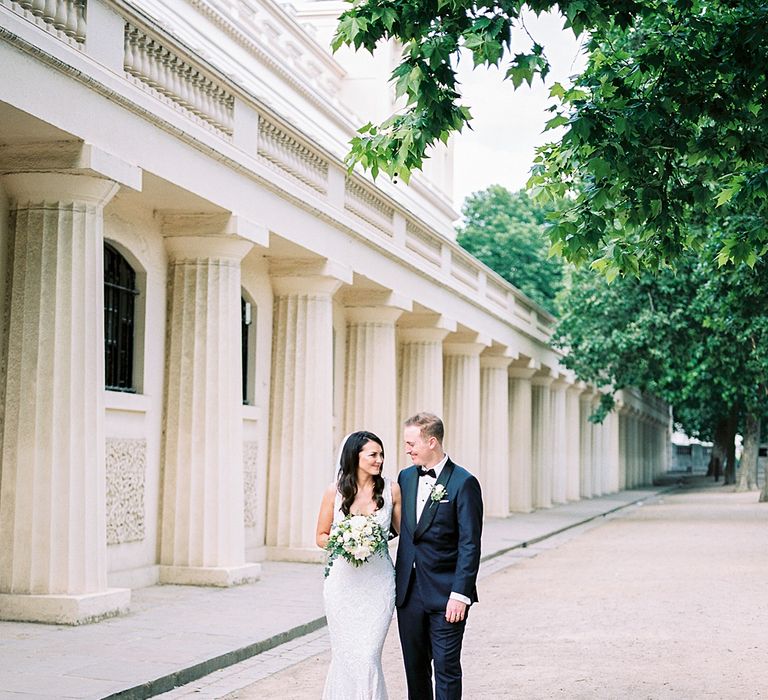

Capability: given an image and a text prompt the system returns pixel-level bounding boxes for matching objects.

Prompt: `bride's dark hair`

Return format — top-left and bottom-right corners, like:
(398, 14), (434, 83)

(337, 431), (385, 516)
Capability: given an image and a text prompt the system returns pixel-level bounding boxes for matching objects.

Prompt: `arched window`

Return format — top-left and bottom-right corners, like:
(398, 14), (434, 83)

(104, 243), (138, 391)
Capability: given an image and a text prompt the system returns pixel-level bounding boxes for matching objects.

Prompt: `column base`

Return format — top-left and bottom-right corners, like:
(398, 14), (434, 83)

(0, 588), (131, 625)
(159, 563), (261, 587)
(267, 546), (325, 564)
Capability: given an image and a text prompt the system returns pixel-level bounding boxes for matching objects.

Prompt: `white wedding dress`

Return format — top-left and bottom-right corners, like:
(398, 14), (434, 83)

(322, 477), (396, 700)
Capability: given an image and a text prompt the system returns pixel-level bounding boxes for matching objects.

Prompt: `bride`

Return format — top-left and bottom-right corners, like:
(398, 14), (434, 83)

(316, 431), (402, 699)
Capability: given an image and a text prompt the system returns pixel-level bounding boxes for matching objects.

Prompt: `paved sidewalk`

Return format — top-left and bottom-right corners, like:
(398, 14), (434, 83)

(0, 486), (666, 699)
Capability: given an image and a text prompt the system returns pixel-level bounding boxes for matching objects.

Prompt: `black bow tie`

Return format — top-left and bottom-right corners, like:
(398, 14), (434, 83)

(418, 467), (437, 478)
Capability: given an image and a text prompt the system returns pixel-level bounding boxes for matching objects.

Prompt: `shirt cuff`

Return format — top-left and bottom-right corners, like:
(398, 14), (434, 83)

(449, 592), (471, 605)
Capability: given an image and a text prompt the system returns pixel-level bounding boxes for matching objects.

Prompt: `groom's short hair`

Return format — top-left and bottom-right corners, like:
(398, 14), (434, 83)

(404, 412), (444, 444)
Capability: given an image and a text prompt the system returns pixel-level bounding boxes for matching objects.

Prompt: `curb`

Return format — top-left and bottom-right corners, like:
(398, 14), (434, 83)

(102, 617), (327, 700)
(479, 485), (678, 564)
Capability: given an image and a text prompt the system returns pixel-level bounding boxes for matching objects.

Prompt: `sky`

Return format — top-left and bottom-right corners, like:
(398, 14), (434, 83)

(451, 11), (588, 212)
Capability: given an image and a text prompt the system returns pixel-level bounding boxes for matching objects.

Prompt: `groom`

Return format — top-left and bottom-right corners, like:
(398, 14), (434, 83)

(396, 412), (483, 700)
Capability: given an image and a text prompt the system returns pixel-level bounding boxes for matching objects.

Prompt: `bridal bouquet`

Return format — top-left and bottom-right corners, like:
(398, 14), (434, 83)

(324, 513), (388, 577)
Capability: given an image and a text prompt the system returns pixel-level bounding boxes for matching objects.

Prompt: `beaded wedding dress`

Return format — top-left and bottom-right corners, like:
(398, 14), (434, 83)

(322, 477), (396, 700)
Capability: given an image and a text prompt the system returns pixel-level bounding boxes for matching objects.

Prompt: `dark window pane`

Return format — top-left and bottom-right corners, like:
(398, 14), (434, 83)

(104, 243), (138, 391)
(242, 297), (249, 404)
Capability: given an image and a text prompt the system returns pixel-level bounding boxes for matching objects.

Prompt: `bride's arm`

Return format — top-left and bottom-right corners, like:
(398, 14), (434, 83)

(315, 483), (336, 549)
(390, 482), (402, 535)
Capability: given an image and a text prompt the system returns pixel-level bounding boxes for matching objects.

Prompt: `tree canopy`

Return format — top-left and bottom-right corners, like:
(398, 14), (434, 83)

(457, 186), (564, 313)
(553, 238), (768, 488)
(333, 1), (768, 273)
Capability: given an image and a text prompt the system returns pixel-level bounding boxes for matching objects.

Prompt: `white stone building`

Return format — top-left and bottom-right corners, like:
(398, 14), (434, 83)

(0, 0), (670, 625)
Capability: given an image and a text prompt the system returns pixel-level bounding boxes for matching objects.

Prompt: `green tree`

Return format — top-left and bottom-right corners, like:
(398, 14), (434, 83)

(333, 1), (768, 271)
(554, 244), (768, 491)
(457, 186), (564, 313)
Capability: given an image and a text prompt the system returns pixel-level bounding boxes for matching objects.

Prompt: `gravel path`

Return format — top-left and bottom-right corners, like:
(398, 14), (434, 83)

(228, 481), (768, 699)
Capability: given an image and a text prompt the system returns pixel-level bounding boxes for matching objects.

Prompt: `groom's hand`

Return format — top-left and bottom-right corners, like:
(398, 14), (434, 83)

(445, 599), (467, 623)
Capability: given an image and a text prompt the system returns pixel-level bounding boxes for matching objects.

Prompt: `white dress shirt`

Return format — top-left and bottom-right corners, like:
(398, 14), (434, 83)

(414, 454), (471, 606)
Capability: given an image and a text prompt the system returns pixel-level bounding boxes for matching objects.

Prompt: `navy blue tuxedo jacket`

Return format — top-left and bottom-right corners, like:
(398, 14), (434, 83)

(395, 459), (483, 611)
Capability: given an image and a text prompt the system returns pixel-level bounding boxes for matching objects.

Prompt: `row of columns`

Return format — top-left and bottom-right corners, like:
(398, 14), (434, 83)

(0, 151), (670, 624)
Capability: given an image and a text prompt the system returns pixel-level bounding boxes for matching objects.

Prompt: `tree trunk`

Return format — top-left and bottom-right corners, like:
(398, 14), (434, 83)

(723, 412), (738, 486)
(736, 413), (760, 492)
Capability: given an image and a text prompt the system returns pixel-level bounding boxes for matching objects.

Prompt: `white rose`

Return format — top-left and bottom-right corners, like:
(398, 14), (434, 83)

(349, 515), (368, 531)
(352, 545), (371, 560)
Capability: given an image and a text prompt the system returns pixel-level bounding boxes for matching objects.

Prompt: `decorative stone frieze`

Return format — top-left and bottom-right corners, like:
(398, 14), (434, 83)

(243, 441), (259, 529)
(105, 438), (147, 546)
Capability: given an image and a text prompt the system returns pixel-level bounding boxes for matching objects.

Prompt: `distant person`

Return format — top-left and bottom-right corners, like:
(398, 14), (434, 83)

(316, 430), (402, 699)
(396, 412), (483, 700)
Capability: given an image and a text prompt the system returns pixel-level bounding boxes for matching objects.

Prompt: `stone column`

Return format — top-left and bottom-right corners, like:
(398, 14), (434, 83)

(0, 171), (131, 624)
(629, 411), (640, 487)
(643, 417), (654, 485)
(509, 367), (536, 512)
(550, 378), (568, 504)
(590, 394), (604, 497)
(159, 218), (260, 586)
(443, 341), (485, 469)
(266, 261), (350, 560)
(603, 410), (621, 494)
(398, 317), (454, 433)
(479, 355), (512, 517)
(532, 374), (554, 509)
(565, 384), (583, 501)
(343, 295), (408, 463)
(579, 389), (595, 498)
(617, 407), (628, 491)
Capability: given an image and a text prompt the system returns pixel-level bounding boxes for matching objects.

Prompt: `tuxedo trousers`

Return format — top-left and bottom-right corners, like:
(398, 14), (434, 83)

(397, 574), (468, 700)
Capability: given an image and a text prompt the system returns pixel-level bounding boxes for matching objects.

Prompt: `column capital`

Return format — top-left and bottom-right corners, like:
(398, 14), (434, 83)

(443, 341), (487, 357)
(346, 306), (405, 324)
(397, 312), (456, 334)
(269, 258), (352, 296)
(531, 375), (555, 388)
(551, 375), (570, 392)
(566, 380), (588, 396)
(2, 172), (120, 209)
(159, 212), (268, 247)
(343, 290), (411, 324)
(509, 367), (537, 380)
(399, 326), (451, 343)
(0, 141), (141, 190)
(480, 354), (513, 370)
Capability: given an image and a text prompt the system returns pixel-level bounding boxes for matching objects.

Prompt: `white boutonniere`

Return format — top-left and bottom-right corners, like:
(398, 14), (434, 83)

(430, 484), (447, 503)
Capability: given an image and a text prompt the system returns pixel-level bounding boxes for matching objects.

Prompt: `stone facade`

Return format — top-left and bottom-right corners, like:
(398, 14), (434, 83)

(0, 0), (671, 624)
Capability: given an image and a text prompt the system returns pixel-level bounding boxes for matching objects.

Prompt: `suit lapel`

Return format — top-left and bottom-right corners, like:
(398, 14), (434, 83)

(402, 466), (419, 535)
(414, 459), (455, 541)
